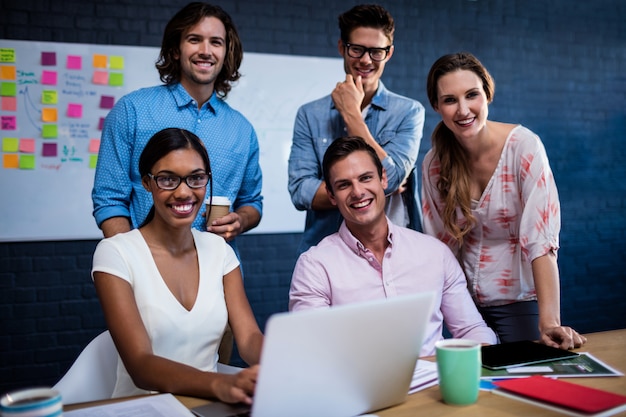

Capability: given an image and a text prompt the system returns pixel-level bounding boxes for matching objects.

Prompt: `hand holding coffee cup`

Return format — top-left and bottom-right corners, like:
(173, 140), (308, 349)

(435, 339), (482, 406)
(205, 196), (231, 229)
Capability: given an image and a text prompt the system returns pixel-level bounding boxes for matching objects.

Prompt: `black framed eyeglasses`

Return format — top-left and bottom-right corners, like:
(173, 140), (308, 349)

(344, 43), (392, 61)
(147, 173), (210, 190)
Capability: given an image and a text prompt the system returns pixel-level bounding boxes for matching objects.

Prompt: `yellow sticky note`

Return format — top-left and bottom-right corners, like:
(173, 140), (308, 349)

(109, 56), (124, 70)
(89, 154), (98, 169)
(3, 153), (19, 168)
(42, 107), (58, 122)
(93, 54), (107, 68)
(0, 49), (16, 63)
(19, 154), (36, 169)
(42, 124), (58, 138)
(109, 72), (124, 86)
(1, 66), (17, 80)
(2, 137), (19, 152)
(42, 90), (58, 104)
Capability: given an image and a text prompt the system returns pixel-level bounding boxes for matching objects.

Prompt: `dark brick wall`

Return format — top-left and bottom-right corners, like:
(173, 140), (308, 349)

(1, 0), (625, 394)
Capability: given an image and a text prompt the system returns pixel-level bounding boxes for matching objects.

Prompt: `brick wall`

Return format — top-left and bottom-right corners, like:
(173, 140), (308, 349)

(1, 0), (625, 394)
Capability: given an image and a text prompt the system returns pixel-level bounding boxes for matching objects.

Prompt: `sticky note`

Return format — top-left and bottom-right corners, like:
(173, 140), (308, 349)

(89, 139), (100, 153)
(41, 70), (57, 85)
(67, 55), (82, 70)
(93, 54), (107, 68)
(100, 95), (115, 109)
(93, 70), (108, 85)
(2, 137), (19, 152)
(109, 72), (124, 87)
(3, 153), (19, 168)
(19, 154), (36, 169)
(42, 107), (58, 122)
(1, 115), (16, 130)
(41, 52), (57, 66)
(42, 90), (58, 104)
(67, 103), (83, 118)
(42, 142), (57, 156)
(109, 56), (124, 70)
(1, 82), (16, 96)
(1, 66), (17, 80)
(42, 124), (58, 138)
(0, 49), (16, 63)
(1, 96), (17, 111)
(19, 138), (36, 153)
(98, 117), (105, 130)
(89, 154), (98, 169)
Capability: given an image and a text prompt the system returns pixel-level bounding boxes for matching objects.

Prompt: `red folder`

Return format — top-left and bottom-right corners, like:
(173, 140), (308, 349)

(493, 375), (626, 415)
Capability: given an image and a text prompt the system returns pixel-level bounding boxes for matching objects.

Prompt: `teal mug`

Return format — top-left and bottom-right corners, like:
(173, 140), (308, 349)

(435, 339), (482, 405)
(0, 387), (62, 417)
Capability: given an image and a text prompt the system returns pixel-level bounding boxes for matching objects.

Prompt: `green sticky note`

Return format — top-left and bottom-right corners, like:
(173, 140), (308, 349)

(2, 137), (19, 152)
(1, 82), (17, 97)
(89, 154), (98, 169)
(19, 154), (36, 169)
(42, 124), (58, 138)
(109, 56), (124, 70)
(0, 48), (16, 63)
(109, 72), (124, 86)
(42, 90), (58, 104)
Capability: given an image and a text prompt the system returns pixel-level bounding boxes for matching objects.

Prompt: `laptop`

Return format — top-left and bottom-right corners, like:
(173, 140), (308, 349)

(192, 292), (436, 417)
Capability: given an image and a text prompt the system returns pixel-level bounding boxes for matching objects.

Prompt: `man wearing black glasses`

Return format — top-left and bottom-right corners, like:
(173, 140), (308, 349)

(288, 4), (425, 255)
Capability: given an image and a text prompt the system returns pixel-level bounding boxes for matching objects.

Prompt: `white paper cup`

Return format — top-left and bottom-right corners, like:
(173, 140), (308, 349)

(0, 387), (62, 417)
(205, 196), (231, 228)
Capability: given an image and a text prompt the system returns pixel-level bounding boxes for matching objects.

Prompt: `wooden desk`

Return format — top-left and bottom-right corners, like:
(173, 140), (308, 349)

(66, 329), (626, 416)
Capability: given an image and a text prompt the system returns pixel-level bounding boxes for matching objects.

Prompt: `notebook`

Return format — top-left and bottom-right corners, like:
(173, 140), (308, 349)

(192, 292), (436, 417)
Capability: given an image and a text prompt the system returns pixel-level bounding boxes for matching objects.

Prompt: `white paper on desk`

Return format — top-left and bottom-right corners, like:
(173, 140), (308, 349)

(64, 393), (195, 417)
(408, 360), (438, 394)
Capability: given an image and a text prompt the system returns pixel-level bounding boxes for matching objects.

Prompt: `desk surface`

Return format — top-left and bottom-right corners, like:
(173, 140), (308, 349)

(66, 329), (626, 416)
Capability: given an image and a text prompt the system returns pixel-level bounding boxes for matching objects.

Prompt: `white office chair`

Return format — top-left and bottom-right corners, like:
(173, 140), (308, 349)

(53, 330), (118, 404)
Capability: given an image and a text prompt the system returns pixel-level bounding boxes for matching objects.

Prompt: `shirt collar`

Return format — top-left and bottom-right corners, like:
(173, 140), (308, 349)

(337, 218), (395, 257)
(169, 83), (219, 114)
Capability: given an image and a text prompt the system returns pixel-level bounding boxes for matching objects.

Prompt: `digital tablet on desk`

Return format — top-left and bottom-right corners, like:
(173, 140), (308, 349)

(481, 340), (579, 370)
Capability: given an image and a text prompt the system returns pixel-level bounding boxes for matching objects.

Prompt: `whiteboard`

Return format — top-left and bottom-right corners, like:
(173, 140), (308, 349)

(0, 39), (342, 241)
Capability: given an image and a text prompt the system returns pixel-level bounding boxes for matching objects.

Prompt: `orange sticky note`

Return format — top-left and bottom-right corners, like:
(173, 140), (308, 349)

(19, 138), (36, 153)
(3, 153), (19, 168)
(42, 107), (58, 122)
(93, 54), (107, 68)
(1, 66), (16, 80)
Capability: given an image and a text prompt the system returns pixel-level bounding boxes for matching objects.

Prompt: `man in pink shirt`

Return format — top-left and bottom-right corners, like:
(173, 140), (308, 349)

(289, 136), (497, 356)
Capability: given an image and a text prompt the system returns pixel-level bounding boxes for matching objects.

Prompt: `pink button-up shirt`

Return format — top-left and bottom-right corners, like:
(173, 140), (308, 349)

(289, 220), (497, 356)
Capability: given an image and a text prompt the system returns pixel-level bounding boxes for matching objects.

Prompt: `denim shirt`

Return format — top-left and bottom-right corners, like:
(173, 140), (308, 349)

(288, 81), (425, 255)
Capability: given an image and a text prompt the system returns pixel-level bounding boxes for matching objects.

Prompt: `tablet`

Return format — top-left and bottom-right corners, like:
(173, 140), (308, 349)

(481, 340), (579, 370)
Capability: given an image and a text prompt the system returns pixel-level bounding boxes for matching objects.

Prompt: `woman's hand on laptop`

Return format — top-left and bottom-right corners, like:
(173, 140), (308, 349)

(540, 326), (587, 350)
(212, 365), (259, 405)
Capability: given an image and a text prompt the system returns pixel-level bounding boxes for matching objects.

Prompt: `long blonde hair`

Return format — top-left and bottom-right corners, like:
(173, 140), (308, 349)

(425, 52), (495, 244)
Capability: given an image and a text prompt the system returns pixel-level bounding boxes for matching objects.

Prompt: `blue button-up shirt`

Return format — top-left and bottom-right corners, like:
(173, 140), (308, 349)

(92, 83), (263, 246)
(288, 81), (424, 255)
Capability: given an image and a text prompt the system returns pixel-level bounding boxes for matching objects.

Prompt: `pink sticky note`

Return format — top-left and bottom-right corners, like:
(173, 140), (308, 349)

(42, 70), (58, 85)
(1, 96), (17, 111)
(1, 115), (16, 130)
(67, 55), (82, 70)
(89, 139), (100, 153)
(42, 142), (57, 157)
(41, 52), (57, 66)
(67, 103), (83, 118)
(93, 70), (109, 85)
(99, 95), (115, 109)
(19, 138), (36, 153)
(98, 117), (105, 130)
